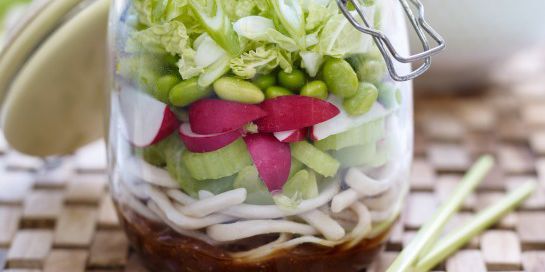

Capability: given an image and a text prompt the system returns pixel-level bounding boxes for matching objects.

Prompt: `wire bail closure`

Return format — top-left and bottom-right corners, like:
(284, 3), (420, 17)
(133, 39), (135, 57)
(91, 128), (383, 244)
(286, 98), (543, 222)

(336, 0), (445, 81)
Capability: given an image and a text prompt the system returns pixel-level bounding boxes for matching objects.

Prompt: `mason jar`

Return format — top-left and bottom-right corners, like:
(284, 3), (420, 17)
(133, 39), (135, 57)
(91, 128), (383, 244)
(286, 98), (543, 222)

(108, 0), (413, 271)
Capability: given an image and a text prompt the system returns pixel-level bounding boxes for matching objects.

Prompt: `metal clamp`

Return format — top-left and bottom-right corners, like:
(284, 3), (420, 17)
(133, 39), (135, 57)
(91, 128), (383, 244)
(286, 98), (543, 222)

(337, 0), (446, 81)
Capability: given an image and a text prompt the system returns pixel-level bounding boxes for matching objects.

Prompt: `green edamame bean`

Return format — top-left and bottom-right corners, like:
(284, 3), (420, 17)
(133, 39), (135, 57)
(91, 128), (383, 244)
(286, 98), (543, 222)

(155, 74), (180, 103)
(278, 69), (306, 91)
(343, 82), (378, 116)
(322, 58), (358, 98)
(265, 86), (293, 99)
(213, 77), (265, 104)
(169, 78), (210, 107)
(358, 59), (386, 84)
(300, 80), (328, 100)
(253, 74), (277, 90)
(377, 82), (400, 109)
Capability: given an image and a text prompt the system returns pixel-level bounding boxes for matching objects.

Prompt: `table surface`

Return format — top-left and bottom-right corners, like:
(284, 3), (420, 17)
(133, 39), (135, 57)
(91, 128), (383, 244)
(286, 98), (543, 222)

(2, 57), (545, 272)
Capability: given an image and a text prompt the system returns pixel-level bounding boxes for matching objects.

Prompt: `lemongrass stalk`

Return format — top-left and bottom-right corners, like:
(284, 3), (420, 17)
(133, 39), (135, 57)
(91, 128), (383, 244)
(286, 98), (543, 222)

(386, 155), (494, 272)
(415, 181), (536, 272)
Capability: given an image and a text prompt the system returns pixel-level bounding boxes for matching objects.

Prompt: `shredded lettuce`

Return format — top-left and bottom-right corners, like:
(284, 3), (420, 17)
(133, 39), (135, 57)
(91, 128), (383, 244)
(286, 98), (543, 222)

(230, 45), (293, 79)
(304, 0), (337, 32)
(194, 33), (228, 68)
(133, 0), (189, 26)
(267, 0), (306, 48)
(189, 0), (241, 56)
(126, 21), (191, 56)
(223, 0), (269, 21)
(316, 12), (373, 58)
(233, 16), (298, 52)
(300, 51), (323, 77)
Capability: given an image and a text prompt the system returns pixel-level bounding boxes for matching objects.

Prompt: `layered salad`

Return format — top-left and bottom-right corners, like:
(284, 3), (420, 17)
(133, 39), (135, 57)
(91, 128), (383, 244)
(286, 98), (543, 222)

(110, 0), (412, 270)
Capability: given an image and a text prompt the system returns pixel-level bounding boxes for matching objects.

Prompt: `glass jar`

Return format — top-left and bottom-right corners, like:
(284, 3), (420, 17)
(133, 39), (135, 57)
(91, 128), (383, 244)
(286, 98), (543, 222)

(108, 0), (413, 271)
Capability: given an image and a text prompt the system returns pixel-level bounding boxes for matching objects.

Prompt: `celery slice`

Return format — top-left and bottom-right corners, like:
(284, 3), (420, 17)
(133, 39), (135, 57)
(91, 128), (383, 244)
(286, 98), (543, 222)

(234, 165), (274, 204)
(314, 118), (384, 151)
(333, 141), (377, 168)
(289, 158), (304, 178)
(183, 139), (252, 180)
(283, 169), (318, 200)
(291, 141), (339, 177)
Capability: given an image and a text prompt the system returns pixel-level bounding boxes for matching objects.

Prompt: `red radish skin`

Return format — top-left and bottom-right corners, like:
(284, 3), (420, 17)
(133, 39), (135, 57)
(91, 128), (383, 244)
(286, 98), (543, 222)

(178, 123), (242, 153)
(244, 134), (291, 193)
(256, 96), (340, 132)
(119, 88), (179, 147)
(151, 108), (180, 145)
(189, 99), (267, 134)
(273, 128), (308, 143)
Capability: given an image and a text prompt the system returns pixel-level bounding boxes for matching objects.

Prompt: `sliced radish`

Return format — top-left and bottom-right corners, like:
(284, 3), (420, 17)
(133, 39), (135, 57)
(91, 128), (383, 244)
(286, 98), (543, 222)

(243, 134), (291, 193)
(273, 128), (307, 143)
(256, 96), (339, 132)
(119, 88), (179, 147)
(178, 123), (242, 153)
(189, 99), (267, 134)
(311, 96), (390, 140)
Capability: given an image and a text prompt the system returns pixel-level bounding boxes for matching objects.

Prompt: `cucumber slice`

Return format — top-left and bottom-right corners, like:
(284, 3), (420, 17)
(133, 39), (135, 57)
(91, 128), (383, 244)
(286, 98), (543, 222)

(314, 118), (384, 151)
(283, 169), (318, 200)
(333, 141), (377, 168)
(234, 165), (274, 204)
(291, 141), (340, 177)
(183, 139), (252, 180)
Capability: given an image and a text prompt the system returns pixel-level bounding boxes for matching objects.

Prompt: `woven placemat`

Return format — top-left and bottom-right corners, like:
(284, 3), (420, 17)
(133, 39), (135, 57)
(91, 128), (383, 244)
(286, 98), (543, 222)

(2, 56), (545, 272)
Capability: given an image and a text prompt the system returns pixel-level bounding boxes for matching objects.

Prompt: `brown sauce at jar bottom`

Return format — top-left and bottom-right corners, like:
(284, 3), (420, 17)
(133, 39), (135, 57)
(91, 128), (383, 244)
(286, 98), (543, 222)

(116, 203), (394, 272)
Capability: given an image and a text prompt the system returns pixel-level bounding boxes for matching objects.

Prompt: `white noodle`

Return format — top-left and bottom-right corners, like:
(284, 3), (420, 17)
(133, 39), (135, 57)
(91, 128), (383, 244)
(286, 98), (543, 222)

(343, 202), (372, 248)
(117, 182), (160, 221)
(148, 202), (219, 245)
(207, 220), (318, 242)
(148, 187), (234, 229)
(126, 157), (180, 188)
(345, 167), (391, 196)
(220, 183), (340, 219)
(299, 209), (345, 241)
(229, 201), (373, 260)
(331, 189), (359, 213)
(230, 233), (291, 259)
(167, 189), (195, 205)
(199, 190), (214, 199)
(362, 185), (398, 211)
(179, 189), (247, 217)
